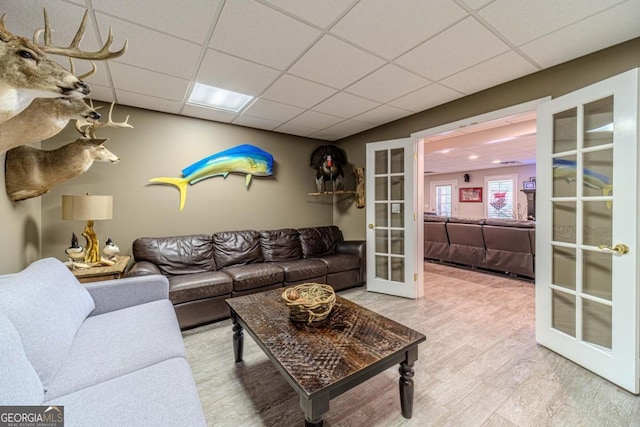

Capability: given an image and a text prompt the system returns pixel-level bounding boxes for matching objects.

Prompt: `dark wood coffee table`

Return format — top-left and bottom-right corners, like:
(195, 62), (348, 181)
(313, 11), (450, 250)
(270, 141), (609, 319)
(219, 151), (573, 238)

(226, 288), (426, 426)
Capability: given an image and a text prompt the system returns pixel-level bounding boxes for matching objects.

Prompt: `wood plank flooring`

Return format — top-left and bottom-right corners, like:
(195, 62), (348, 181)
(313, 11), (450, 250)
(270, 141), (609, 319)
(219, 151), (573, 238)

(182, 262), (640, 426)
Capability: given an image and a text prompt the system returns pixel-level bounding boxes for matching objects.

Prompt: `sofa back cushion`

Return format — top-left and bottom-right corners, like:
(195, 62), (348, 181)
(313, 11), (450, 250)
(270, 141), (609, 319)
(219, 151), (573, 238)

(0, 258), (95, 391)
(260, 229), (302, 262)
(133, 235), (216, 275)
(298, 226), (344, 258)
(0, 311), (43, 405)
(213, 230), (263, 268)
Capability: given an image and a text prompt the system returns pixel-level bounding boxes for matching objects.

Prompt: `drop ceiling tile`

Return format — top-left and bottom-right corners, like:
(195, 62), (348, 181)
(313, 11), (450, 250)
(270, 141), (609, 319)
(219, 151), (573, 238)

(331, 0), (467, 59)
(96, 13), (201, 79)
(354, 105), (413, 125)
(108, 62), (190, 101)
(82, 62), (112, 87)
(88, 84), (115, 104)
(389, 83), (462, 112)
(243, 99), (305, 122)
(263, 0), (355, 28)
(310, 119), (374, 141)
(210, 1), (320, 70)
(396, 17), (510, 81)
(116, 90), (182, 114)
(520, 0), (640, 68)
(262, 75), (337, 108)
(273, 122), (317, 138)
(196, 50), (281, 96)
(440, 51), (538, 94)
(92, 0), (222, 44)
(478, 0), (624, 46)
(459, 0), (494, 10)
(3, 1), (102, 51)
(232, 115), (280, 131)
(313, 92), (380, 118)
(288, 35), (385, 89)
(287, 110), (345, 129)
(181, 104), (238, 123)
(345, 64), (430, 103)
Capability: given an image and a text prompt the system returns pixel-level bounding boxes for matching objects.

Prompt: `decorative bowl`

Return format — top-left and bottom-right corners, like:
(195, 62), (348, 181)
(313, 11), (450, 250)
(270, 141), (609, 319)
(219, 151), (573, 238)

(281, 283), (336, 324)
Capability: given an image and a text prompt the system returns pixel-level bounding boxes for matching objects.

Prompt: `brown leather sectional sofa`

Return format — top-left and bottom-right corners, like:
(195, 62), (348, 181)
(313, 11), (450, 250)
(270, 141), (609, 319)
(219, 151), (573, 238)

(126, 226), (365, 329)
(424, 216), (535, 279)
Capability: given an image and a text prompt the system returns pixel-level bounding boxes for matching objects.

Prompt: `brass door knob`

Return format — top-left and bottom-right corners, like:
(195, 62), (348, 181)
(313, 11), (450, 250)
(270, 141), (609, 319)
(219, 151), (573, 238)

(597, 243), (630, 255)
(368, 224), (374, 229)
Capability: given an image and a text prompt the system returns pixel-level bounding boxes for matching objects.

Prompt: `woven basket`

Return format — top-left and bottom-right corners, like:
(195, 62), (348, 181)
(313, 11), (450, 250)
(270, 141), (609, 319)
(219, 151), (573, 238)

(282, 283), (336, 323)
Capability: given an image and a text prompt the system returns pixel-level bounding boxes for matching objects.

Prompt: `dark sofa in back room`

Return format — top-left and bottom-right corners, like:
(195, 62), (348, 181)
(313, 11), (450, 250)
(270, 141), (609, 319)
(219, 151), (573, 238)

(127, 226), (366, 329)
(424, 216), (535, 279)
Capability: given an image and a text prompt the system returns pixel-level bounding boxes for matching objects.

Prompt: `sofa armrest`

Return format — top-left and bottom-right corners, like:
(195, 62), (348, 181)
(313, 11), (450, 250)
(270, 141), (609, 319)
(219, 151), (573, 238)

(336, 240), (366, 284)
(84, 275), (170, 316)
(127, 260), (162, 277)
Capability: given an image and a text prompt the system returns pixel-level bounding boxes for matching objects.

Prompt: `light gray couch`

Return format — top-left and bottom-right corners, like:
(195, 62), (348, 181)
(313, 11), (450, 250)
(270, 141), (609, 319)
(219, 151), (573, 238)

(0, 257), (206, 427)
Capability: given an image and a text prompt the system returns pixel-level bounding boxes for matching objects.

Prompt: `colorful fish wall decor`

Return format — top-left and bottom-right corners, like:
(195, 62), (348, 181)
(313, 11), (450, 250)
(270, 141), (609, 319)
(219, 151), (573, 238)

(149, 144), (274, 211)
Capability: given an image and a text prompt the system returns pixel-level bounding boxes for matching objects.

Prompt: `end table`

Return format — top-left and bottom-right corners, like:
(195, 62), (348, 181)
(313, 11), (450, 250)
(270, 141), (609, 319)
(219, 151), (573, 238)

(71, 255), (131, 284)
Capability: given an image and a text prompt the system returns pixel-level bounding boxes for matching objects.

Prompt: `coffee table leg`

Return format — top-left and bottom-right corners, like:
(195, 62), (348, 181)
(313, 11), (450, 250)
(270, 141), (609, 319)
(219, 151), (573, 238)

(399, 347), (419, 419)
(232, 314), (244, 363)
(300, 393), (329, 427)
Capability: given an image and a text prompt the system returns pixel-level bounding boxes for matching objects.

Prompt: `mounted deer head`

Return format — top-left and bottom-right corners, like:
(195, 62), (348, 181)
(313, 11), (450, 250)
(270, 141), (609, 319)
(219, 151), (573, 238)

(5, 138), (119, 202)
(0, 98), (100, 155)
(75, 102), (132, 138)
(0, 9), (128, 124)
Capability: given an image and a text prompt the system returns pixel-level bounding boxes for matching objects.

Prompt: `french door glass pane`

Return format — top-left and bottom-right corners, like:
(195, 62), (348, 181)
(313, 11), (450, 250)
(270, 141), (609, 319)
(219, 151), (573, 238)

(584, 96), (613, 148)
(583, 200), (612, 247)
(552, 154), (577, 198)
(552, 289), (576, 337)
(375, 177), (388, 201)
(553, 108), (577, 153)
(375, 256), (388, 280)
(390, 148), (404, 173)
(582, 299), (612, 349)
(552, 202), (576, 244)
(375, 229), (388, 254)
(375, 151), (387, 174)
(391, 257), (404, 282)
(375, 203), (387, 227)
(390, 230), (404, 255)
(552, 246), (576, 290)
(583, 251), (612, 301)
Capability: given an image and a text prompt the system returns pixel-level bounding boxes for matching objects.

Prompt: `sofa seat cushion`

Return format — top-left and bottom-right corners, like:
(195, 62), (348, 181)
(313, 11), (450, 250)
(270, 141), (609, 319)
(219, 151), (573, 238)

(44, 358), (206, 427)
(223, 263), (284, 293)
(314, 254), (360, 274)
(44, 299), (186, 400)
(169, 271), (233, 305)
(260, 228), (302, 261)
(213, 230), (263, 268)
(133, 235), (216, 275)
(272, 259), (327, 282)
(0, 311), (43, 405)
(0, 258), (95, 391)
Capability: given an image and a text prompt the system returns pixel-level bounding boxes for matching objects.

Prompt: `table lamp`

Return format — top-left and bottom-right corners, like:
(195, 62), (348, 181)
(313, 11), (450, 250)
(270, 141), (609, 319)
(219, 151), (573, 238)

(62, 194), (113, 263)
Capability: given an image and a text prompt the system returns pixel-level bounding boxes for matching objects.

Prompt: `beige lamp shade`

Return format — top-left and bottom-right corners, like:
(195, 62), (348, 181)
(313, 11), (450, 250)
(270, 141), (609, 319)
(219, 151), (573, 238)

(62, 195), (113, 221)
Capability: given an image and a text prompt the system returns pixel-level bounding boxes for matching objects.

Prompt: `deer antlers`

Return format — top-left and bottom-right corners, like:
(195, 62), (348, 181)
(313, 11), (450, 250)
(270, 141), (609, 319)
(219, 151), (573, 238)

(33, 9), (128, 60)
(76, 101), (133, 138)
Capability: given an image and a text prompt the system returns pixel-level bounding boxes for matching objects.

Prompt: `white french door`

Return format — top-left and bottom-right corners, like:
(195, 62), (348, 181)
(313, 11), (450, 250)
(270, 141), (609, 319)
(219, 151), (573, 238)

(536, 68), (639, 393)
(365, 138), (423, 299)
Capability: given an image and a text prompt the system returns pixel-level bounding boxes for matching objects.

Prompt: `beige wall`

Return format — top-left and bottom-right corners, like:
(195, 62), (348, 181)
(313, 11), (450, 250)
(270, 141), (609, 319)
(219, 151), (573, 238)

(26, 104), (333, 268)
(336, 37), (640, 239)
(0, 152), (41, 274)
(424, 164), (537, 219)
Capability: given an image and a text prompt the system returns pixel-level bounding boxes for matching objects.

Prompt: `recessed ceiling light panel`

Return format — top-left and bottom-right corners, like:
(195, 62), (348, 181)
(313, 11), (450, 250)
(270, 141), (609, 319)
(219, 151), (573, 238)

(187, 83), (253, 112)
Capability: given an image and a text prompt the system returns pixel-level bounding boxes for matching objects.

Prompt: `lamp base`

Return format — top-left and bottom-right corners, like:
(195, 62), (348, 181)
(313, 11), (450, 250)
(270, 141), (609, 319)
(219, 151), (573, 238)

(82, 220), (100, 263)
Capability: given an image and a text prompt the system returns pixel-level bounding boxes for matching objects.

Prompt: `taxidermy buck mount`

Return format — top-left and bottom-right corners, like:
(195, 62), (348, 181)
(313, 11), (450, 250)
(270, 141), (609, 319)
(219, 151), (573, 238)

(5, 103), (132, 202)
(0, 10), (126, 124)
(310, 145), (347, 193)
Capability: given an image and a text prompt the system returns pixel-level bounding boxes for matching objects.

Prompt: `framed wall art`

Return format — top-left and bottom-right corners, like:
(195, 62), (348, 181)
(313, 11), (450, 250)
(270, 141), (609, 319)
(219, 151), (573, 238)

(460, 187), (482, 202)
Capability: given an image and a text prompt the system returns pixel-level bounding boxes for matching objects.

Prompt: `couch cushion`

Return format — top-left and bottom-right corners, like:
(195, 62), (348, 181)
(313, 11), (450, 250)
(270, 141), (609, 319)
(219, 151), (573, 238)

(169, 271), (233, 305)
(213, 230), (263, 268)
(298, 226), (343, 258)
(0, 258), (95, 391)
(132, 235), (216, 275)
(223, 263), (284, 292)
(0, 311), (43, 405)
(314, 254), (360, 274)
(272, 259), (327, 283)
(44, 358), (206, 427)
(259, 228), (302, 262)
(44, 299), (186, 400)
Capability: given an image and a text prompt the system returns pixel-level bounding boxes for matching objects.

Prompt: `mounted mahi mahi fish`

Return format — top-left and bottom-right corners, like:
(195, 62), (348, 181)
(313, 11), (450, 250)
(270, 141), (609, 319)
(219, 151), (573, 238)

(149, 144), (274, 211)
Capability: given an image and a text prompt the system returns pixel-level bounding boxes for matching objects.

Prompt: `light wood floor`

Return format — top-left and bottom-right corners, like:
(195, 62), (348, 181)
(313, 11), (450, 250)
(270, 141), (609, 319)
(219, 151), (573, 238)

(182, 262), (640, 426)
